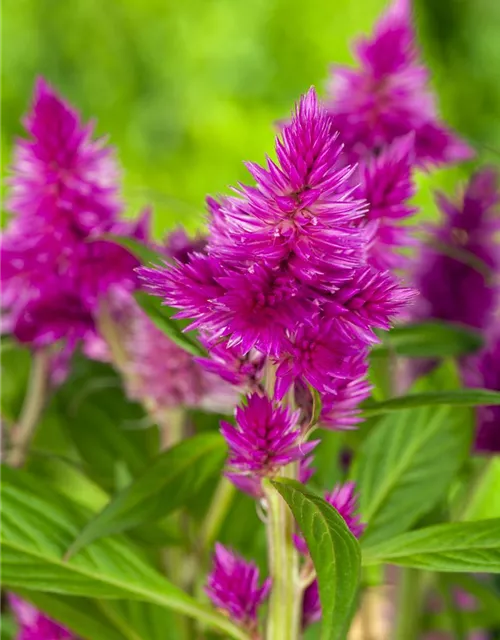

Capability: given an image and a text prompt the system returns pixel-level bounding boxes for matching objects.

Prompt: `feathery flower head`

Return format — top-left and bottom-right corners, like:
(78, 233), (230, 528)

(275, 318), (368, 400)
(8, 595), (75, 640)
(1, 79), (144, 351)
(221, 393), (318, 478)
(205, 544), (271, 629)
(208, 87), (367, 282)
(412, 168), (500, 330)
(140, 87), (415, 403)
(325, 0), (473, 166)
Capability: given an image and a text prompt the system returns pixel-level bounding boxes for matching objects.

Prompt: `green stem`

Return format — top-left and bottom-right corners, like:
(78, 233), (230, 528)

(264, 476), (301, 640)
(199, 476), (236, 556)
(394, 568), (421, 640)
(7, 349), (50, 467)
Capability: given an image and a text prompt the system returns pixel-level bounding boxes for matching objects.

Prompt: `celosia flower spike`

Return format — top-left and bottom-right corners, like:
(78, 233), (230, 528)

(326, 0), (473, 166)
(220, 392), (318, 476)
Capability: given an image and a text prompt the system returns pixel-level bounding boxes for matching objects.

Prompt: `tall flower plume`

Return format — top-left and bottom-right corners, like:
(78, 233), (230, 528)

(1, 79), (142, 357)
(325, 0), (473, 166)
(139, 88), (414, 422)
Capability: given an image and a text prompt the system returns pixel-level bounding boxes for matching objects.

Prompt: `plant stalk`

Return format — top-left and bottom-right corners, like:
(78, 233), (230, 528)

(199, 476), (236, 557)
(264, 473), (301, 640)
(7, 349), (50, 467)
(393, 568), (421, 640)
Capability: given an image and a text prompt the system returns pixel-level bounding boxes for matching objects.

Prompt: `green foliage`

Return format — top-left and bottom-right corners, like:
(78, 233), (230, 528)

(66, 433), (226, 557)
(363, 388), (500, 417)
(354, 367), (473, 546)
(134, 291), (206, 357)
(374, 321), (483, 358)
(1, 466), (247, 640)
(271, 479), (361, 640)
(362, 519), (500, 572)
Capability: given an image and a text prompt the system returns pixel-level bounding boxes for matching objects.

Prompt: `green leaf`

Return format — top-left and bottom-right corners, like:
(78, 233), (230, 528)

(309, 384), (322, 428)
(373, 321), (483, 358)
(354, 403), (472, 546)
(134, 291), (206, 357)
(271, 479), (361, 640)
(362, 388), (500, 417)
(462, 459), (500, 521)
(98, 234), (164, 268)
(53, 362), (158, 491)
(0, 466), (247, 640)
(436, 575), (467, 640)
(362, 519), (500, 572)
(66, 433), (226, 557)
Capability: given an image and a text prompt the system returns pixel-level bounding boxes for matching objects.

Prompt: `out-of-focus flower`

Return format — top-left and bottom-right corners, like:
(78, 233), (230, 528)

(119, 292), (236, 416)
(325, 0), (473, 166)
(205, 543), (271, 630)
(1, 78), (143, 355)
(9, 595), (75, 640)
(295, 481), (365, 554)
(412, 168), (500, 331)
(221, 393), (318, 478)
(301, 580), (321, 629)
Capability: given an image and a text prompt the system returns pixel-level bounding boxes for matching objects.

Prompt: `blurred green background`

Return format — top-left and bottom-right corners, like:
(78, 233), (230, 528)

(2, 0), (500, 237)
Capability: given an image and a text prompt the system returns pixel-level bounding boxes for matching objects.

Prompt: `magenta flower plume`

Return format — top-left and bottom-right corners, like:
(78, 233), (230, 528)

(205, 544), (271, 629)
(1, 79), (144, 354)
(412, 168), (500, 331)
(358, 134), (418, 270)
(8, 595), (75, 640)
(221, 393), (318, 477)
(295, 481), (365, 554)
(140, 87), (415, 411)
(325, 0), (473, 166)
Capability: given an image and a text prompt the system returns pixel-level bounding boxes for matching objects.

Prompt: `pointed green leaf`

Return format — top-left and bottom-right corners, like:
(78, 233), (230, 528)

(134, 291), (206, 357)
(363, 389), (500, 417)
(98, 234), (164, 268)
(66, 433), (226, 557)
(363, 519), (500, 572)
(271, 479), (361, 640)
(374, 321), (483, 358)
(354, 403), (472, 546)
(0, 466), (247, 640)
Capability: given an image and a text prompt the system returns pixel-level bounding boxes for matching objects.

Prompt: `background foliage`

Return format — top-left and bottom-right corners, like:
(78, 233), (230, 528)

(2, 0), (500, 235)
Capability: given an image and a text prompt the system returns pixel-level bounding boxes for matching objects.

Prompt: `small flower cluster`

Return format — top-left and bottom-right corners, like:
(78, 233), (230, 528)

(205, 544), (271, 633)
(1, 79), (144, 362)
